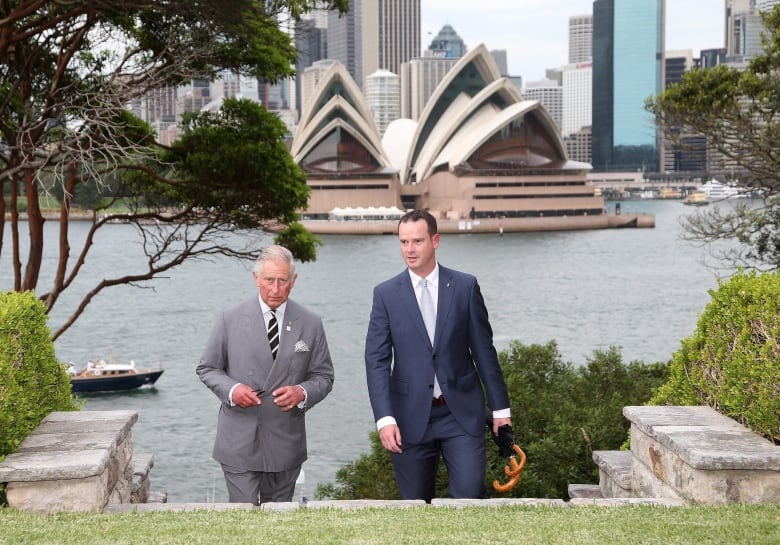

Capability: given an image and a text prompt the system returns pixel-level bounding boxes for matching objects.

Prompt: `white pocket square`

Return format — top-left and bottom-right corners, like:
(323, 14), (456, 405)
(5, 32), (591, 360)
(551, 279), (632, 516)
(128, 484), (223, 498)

(294, 340), (310, 353)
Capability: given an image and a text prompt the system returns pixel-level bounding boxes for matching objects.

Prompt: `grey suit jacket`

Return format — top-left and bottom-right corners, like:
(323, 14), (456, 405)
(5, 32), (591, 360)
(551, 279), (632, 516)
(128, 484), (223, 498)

(197, 297), (334, 472)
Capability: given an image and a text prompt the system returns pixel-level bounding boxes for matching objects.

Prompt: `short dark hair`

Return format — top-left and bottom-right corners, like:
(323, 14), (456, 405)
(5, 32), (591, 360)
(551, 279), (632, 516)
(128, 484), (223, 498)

(398, 209), (438, 236)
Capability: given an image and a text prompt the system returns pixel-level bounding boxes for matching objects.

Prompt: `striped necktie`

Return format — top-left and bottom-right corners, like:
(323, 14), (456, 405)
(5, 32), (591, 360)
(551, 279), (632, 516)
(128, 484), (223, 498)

(267, 309), (279, 360)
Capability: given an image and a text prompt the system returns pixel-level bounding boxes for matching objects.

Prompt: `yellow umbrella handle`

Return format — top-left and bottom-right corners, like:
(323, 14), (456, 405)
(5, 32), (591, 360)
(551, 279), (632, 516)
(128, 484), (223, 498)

(493, 444), (527, 493)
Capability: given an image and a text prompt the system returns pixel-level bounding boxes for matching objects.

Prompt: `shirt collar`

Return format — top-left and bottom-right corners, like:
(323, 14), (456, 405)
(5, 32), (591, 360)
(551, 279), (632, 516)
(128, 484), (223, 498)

(259, 296), (287, 317)
(408, 263), (439, 289)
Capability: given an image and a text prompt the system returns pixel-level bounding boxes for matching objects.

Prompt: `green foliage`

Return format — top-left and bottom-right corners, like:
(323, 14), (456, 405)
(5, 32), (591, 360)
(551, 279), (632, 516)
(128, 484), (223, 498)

(274, 222), (322, 263)
(651, 270), (780, 443)
(0, 291), (80, 503)
(317, 342), (668, 501)
(162, 98), (310, 228)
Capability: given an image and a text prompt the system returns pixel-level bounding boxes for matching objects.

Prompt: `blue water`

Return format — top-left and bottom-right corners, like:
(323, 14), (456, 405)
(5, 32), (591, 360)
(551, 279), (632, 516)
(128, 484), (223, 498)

(2, 200), (729, 501)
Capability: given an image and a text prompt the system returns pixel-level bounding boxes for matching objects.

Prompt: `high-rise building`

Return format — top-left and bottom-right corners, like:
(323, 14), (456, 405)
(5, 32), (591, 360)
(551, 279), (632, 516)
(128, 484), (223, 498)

(523, 79), (563, 131)
(328, 0), (420, 89)
(328, 0), (360, 83)
(399, 55), (459, 120)
(301, 59), (338, 116)
(569, 14), (593, 64)
(561, 61), (592, 138)
(366, 69), (401, 135)
(661, 50), (706, 174)
(726, 0), (765, 60)
(428, 24), (467, 59)
(295, 17), (327, 115)
(592, 0), (664, 172)
(490, 50), (508, 76)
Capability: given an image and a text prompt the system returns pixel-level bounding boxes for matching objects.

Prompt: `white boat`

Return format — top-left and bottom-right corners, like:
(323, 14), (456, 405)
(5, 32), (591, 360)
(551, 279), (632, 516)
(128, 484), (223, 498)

(67, 359), (164, 393)
(697, 179), (746, 201)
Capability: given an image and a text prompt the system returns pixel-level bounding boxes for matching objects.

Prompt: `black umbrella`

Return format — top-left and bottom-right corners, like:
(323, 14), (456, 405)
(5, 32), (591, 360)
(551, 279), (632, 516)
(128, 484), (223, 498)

(486, 412), (527, 492)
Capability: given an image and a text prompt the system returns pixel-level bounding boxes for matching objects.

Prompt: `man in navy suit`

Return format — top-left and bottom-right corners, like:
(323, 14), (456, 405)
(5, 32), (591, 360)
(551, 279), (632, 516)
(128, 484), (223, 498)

(365, 209), (511, 502)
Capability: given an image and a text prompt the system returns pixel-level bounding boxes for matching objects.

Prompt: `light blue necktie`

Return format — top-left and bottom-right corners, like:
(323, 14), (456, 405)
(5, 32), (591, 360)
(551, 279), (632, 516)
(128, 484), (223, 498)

(419, 279), (435, 344)
(420, 278), (442, 398)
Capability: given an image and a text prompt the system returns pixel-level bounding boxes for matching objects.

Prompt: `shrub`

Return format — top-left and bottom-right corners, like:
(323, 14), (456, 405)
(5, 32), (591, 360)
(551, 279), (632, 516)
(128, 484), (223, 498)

(0, 291), (80, 458)
(651, 270), (780, 443)
(316, 342), (668, 500)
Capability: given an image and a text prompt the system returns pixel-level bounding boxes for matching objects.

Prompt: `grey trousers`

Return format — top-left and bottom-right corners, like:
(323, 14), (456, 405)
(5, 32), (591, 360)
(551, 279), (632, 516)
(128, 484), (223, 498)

(221, 463), (301, 505)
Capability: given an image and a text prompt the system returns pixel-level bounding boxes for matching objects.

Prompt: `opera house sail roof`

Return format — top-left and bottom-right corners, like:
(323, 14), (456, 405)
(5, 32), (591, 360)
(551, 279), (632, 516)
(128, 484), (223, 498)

(291, 44), (608, 229)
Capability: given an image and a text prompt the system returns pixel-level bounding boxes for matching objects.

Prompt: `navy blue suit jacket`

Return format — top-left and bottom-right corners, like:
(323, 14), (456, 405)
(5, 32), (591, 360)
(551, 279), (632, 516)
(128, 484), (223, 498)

(365, 265), (510, 445)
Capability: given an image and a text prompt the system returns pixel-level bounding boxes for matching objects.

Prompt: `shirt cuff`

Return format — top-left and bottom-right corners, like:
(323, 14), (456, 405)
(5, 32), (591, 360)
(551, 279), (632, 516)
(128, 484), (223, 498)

(296, 385), (308, 409)
(493, 408), (511, 419)
(227, 383), (240, 407)
(376, 416), (397, 430)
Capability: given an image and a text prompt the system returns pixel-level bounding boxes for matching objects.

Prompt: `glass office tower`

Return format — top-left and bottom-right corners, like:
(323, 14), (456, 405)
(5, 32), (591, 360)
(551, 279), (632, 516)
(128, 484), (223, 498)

(592, 0), (663, 172)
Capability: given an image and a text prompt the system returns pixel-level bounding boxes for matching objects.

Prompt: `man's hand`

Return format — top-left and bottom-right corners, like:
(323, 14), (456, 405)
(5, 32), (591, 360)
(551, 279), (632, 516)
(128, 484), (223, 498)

(492, 417), (512, 436)
(273, 385), (304, 412)
(233, 383), (263, 408)
(378, 424), (403, 454)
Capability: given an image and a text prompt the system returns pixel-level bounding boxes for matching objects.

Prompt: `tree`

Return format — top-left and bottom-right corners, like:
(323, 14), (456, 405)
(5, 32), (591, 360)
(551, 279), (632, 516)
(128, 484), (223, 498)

(0, 0), (348, 339)
(647, 5), (780, 272)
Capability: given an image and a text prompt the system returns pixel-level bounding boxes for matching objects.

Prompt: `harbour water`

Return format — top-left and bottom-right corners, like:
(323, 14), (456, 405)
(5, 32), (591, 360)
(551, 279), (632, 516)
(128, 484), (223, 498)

(3, 200), (730, 501)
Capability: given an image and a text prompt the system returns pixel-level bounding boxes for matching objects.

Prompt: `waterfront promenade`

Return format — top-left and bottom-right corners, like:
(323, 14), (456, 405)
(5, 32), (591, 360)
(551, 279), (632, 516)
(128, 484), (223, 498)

(299, 212), (654, 235)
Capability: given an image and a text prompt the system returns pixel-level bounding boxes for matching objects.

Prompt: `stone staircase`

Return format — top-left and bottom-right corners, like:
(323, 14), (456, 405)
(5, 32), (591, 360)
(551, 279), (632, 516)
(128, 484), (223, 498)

(2, 406), (778, 513)
(568, 405), (780, 505)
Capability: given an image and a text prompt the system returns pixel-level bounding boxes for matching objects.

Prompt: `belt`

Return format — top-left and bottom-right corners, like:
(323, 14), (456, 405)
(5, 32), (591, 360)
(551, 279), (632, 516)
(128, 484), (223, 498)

(431, 395), (446, 406)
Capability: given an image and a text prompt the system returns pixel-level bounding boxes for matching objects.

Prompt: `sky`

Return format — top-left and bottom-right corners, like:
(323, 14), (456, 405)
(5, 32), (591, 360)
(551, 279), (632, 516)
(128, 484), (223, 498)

(421, 0), (725, 81)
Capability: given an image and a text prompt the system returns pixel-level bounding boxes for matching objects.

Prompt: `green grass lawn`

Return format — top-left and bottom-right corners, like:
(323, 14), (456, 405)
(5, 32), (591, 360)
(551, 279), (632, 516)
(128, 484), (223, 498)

(1, 504), (778, 545)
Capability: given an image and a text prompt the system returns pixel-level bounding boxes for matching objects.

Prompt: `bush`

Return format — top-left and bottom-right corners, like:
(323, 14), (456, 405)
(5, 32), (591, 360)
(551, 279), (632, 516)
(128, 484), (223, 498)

(0, 291), (80, 457)
(316, 342), (668, 500)
(651, 270), (780, 443)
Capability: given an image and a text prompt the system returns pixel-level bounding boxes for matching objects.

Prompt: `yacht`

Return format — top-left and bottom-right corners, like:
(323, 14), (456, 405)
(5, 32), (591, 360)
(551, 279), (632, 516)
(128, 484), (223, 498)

(697, 179), (746, 201)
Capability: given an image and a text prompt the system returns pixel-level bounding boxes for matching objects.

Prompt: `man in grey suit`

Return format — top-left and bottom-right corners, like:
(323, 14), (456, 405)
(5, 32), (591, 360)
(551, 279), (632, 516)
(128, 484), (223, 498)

(197, 245), (334, 505)
(365, 210), (511, 502)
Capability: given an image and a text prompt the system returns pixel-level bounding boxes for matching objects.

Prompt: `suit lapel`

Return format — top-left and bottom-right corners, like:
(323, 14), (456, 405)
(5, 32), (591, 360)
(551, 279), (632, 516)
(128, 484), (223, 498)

(434, 267), (455, 350)
(395, 272), (432, 348)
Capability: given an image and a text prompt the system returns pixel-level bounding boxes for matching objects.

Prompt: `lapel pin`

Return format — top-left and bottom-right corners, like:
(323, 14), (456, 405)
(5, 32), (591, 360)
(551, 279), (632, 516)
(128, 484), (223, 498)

(286, 324), (292, 332)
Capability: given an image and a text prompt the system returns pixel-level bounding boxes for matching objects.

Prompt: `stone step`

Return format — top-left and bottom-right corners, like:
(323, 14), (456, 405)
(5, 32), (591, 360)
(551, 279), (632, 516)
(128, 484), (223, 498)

(567, 483), (603, 499)
(593, 450), (634, 498)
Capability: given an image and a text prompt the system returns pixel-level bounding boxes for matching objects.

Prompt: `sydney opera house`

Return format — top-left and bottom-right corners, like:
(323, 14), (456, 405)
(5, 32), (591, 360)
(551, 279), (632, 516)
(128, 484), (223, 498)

(291, 45), (652, 233)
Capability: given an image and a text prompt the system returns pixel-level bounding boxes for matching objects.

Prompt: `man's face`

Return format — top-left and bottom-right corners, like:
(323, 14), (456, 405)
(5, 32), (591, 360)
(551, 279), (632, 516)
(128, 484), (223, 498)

(253, 259), (297, 309)
(398, 219), (439, 277)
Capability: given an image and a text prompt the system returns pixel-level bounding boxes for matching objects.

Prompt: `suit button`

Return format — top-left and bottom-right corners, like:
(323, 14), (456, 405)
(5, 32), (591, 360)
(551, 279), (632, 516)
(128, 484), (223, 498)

(432, 355), (437, 359)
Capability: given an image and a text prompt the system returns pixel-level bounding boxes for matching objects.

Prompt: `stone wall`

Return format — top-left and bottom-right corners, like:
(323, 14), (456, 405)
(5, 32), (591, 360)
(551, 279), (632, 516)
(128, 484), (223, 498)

(0, 410), (158, 514)
(579, 406), (780, 505)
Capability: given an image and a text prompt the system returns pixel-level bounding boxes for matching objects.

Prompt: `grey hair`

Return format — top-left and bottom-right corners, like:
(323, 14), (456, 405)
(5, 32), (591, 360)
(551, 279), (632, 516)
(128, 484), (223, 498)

(253, 245), (296, 277)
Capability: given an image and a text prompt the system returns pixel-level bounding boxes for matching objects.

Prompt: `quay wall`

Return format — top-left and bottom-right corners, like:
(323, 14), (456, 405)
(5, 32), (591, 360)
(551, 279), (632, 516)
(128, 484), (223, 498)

(300, 213), (654, 235)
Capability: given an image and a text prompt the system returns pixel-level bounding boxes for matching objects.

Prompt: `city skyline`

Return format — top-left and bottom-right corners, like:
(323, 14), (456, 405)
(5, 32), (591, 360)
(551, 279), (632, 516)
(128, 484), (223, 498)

(421, 0), (725, 81)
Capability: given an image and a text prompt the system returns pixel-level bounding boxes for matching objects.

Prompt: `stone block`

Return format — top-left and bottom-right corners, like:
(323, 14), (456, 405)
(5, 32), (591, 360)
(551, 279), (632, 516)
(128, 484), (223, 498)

(304, 499), (426, 510)
(631, 453), (686, 501)
(593, 450), (633, 498)
(0, 449), (109, 482)
(6, 473), (111, 514)
(568, 483), (603, 499)
(629, 409), (780, 504)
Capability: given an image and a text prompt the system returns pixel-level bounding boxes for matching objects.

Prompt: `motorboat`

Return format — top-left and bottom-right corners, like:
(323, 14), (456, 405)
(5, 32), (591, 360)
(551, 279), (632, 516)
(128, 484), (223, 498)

(67, 359), (164, 393)
(697, 179), (746, 201)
